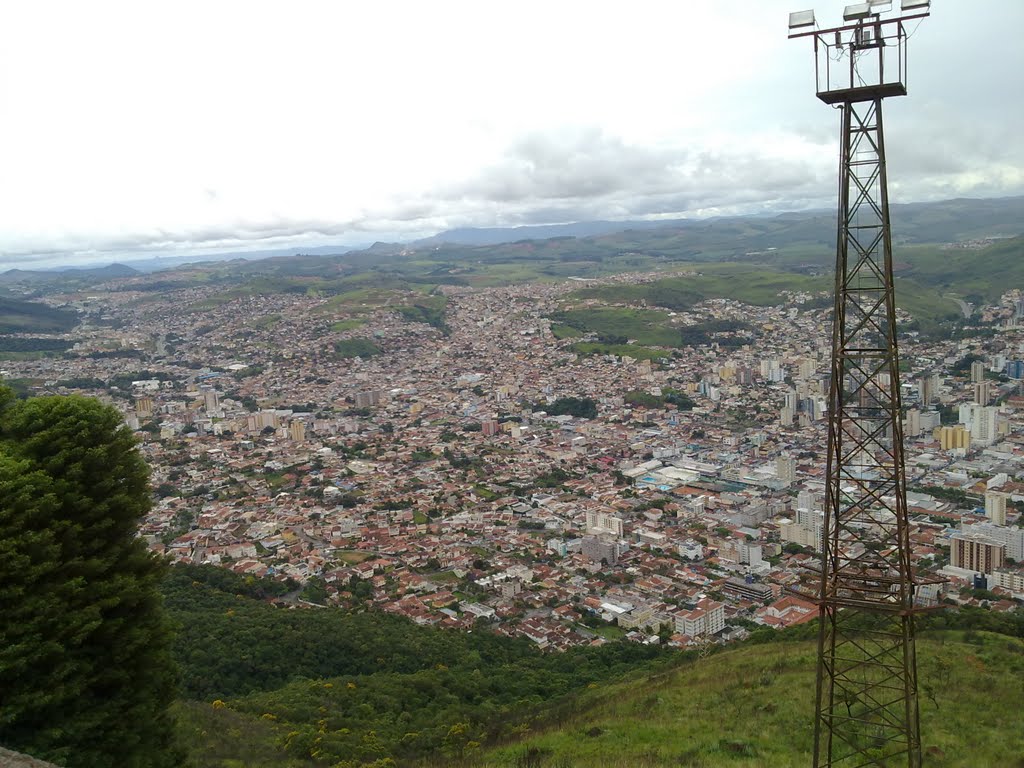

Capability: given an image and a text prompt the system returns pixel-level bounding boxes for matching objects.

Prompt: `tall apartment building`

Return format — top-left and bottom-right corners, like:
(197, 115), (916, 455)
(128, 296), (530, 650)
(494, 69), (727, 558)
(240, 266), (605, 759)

(971, 406), (1000, 446)
(950, 531), (1005, 574)
(918, 373), (939, 405)
(935, 425), (970, 451)
(776, 455), (796, 485)
(202, 388), (220, 413)
(354, 390), (382, 408)
(970, 360), (987, 383)
(135, 396), (154, 419)
(973, 380), (991, 405)
(905, 408), (922, 438)
(581, 535), (619, 565)
(985, 491), (1008, 526)
(962, 522), (1024, 561)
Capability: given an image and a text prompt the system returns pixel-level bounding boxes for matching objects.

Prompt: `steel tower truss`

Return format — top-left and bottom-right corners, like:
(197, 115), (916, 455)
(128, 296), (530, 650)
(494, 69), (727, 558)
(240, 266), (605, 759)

(789, 8), (931, 767)
(814, 95), (920, 768)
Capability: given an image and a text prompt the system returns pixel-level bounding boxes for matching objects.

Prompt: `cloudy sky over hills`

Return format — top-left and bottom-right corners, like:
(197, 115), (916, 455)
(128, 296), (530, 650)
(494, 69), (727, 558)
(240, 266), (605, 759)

(0, 0), (1020, 268)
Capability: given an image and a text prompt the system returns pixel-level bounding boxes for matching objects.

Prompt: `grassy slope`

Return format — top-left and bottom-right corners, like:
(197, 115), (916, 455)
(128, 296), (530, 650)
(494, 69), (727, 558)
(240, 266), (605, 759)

(480, 632), (1024, 768)
(174, 630), (1024, 768)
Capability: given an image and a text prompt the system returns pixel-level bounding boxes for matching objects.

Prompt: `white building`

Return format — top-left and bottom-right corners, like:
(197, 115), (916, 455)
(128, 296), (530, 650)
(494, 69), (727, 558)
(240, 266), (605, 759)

(675, 598), (725, 638)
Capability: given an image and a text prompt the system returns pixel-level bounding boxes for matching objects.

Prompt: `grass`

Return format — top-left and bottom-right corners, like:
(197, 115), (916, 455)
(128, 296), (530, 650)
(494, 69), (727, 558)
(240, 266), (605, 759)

(429, 570), (462, 584)
(246, 313), (281, 330)
(478, 631), (1024, 767)
(329, 318), (366, 332)
(334, 550), (373, 565)
(333, 338), (381, 359)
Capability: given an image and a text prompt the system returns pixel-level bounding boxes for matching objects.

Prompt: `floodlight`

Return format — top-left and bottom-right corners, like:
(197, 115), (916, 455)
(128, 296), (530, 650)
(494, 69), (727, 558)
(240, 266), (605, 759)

(788, 9), (816, 29)
(901, 0), (930, 10)
(868, 0), (892, 12)
(843, 3), (872, 21)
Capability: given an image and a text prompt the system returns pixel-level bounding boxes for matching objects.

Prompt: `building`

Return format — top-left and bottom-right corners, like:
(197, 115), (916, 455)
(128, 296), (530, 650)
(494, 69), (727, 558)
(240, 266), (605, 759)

(985, 491), (1008, 526)
(962, 522), (1024, 561)
(354, 390), (382, 408)
(950, 531), (1005, 574)
(585, 510), (624, 537)
(918, 373), (939, 405)
(581, 535), (619, 565)
(935, 425), (970, 452)
(288, 420), (306, 443)
(971, 360), (987, 383)
(973, 381), (991, 405)
(905, 408), (922, 438)
(202, 389), (221, 413)
(777, 455), (796, 485)
(722, 576), (773, 602)
(675, 598), (725, 638)
(481, 419), (500, 437)
(971, 406), (999, 446)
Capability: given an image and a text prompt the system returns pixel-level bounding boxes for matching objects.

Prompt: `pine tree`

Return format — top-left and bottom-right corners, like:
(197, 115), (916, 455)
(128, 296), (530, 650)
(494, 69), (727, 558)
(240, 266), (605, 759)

(0, 392), (180, 767)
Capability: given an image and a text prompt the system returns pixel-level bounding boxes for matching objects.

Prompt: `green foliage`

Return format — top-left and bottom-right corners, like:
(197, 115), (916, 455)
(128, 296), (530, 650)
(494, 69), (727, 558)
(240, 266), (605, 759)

(549, 307), (679, 347)
(677, 319), (754, 349)
(396, 296), (450, 334)
(0, 337), (72, 354)
(544, 397), (598, 419)
(913, 484), (976, 507)
(624, 390), (662, 409)
(165, 563), (670, 767)
(334, 338), (383, 359)
(0, 392), (180, 767)
(0, 297), (79, 333)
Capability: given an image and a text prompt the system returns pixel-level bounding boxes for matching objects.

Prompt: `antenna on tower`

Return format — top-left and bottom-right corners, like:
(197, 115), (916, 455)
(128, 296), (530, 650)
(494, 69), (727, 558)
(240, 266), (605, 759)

(789, 2), (932, 767)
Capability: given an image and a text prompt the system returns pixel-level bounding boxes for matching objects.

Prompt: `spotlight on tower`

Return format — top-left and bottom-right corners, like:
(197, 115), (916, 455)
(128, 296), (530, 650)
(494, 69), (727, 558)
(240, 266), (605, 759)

(901, 0), (930, 10)
(843, 3), (873, 21)
(789, 9), (817, 29)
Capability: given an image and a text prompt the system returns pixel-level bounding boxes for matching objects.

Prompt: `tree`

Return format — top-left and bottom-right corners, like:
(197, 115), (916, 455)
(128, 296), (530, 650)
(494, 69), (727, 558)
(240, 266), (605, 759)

(0, 392), (180, 767)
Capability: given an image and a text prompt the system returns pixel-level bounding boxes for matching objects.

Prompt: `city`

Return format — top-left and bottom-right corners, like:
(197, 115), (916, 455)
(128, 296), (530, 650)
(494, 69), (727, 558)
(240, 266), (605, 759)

(4, 261), (1022, 654)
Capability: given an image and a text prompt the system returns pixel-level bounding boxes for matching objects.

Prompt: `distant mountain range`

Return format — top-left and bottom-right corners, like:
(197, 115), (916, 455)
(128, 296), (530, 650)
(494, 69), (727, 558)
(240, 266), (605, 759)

(0, 196), (1021, 304)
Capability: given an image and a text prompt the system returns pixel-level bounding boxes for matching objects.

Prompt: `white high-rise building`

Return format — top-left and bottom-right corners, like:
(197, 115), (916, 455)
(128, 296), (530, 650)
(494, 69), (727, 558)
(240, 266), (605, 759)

(971, 406), (1000, 446)
(985, 492), (1008, 526)
(777, 455), (796, 485)
(970, 360), (986, 383)
(974, 381), (991, 405)
(906, 409), (922, 437)
(585, 510), (624, 537)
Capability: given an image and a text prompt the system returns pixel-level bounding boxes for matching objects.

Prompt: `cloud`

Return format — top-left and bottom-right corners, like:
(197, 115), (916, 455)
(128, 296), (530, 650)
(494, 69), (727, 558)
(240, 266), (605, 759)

(441, 128), (832, 224)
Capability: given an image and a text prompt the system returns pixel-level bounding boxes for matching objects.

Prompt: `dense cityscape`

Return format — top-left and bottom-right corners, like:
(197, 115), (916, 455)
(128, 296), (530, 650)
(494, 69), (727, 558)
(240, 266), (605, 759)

(4, 262), (1023, 654)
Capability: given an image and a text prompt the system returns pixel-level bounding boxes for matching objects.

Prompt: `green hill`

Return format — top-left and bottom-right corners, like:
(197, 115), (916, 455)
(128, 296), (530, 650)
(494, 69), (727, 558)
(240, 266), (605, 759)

(480, 631), (1024, 768)
(0, 297), (78, 333)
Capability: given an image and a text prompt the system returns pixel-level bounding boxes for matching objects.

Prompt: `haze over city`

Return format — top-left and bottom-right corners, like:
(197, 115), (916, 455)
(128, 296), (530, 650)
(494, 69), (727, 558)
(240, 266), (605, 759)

(0, 0), (1021, 269)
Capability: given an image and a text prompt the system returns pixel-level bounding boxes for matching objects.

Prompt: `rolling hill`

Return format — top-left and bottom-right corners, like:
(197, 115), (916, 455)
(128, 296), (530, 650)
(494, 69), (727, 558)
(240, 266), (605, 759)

(0, 297), (79, 334)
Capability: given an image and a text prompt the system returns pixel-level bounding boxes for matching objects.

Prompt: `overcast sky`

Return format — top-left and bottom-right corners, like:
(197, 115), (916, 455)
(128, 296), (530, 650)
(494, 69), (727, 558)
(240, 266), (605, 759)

(0, 1), (1020, 269)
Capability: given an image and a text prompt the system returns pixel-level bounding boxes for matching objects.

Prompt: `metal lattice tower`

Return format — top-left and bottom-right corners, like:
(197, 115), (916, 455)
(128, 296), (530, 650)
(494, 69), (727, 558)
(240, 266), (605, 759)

(788, 3), (931, 766)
